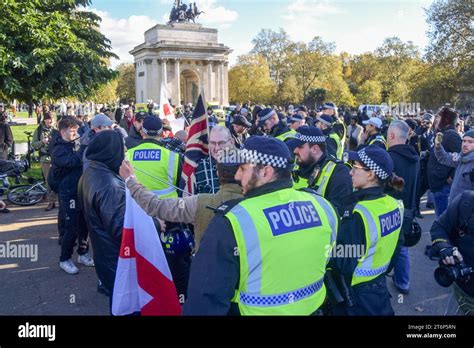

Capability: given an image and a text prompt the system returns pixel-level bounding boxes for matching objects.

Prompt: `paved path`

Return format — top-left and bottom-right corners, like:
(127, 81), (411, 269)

(0, 196), (450, 315)
(0, 201), (109, 315)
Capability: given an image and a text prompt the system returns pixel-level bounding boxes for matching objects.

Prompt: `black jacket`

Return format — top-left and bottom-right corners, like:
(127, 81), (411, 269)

(298, 154), (352, 216)
(0, 122), (13, 151)
(322, 128), (338, 159)
(427, 126), (462, 192)
(331, 187), (403, 284)
(78, 131), (126, 294)
(387, 144), (420, 209)
(430, 191), (474, 297)
(50, 137), (83, 196)
(183, 178), (294, 315)
(358, 132), (386, 150)
(125, 125), (143, 150)
(269, 121), (292, 140)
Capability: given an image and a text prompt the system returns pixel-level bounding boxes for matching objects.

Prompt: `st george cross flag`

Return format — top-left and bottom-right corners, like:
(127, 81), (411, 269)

(112, 189), (181, 316)
(159, 81), (175, 120)
(180, 94), (209, 195)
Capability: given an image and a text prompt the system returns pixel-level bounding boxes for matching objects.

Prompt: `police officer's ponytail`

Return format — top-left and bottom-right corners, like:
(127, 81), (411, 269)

(383, 173), (404, 192)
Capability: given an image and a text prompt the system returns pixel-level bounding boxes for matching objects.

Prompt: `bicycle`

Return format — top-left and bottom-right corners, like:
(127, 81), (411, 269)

(23, 131), (39, 168)
(7, 179), (47, 206)
(0, 159), (47, 206)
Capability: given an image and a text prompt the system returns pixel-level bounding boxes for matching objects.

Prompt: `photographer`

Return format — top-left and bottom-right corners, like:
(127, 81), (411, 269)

(32, 112), (59, 211)
(0, 109), (13, 160)
(430, 191), (474, 315)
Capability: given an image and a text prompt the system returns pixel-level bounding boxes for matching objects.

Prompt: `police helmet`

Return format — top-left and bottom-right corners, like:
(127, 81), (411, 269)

(160, 228), (195, 256)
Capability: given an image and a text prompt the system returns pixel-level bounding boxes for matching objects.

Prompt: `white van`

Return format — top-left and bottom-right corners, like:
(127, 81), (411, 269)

(358, 104), (388, 117)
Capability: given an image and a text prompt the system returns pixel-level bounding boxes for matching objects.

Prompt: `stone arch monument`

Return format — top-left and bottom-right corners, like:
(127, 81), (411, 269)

(130, 7), (232, 107)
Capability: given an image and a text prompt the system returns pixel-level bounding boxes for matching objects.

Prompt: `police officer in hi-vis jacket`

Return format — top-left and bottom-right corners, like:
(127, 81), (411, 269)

(184, 136), (339, 315)
(330, 145), (405, 315)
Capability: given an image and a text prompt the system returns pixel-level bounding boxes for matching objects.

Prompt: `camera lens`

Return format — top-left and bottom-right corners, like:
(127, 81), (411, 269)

(434, 266), (456, 287)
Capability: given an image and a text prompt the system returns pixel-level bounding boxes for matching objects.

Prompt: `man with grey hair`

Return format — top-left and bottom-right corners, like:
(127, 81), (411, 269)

(386, 120), (420, 295)
(192, 125), (234, 194)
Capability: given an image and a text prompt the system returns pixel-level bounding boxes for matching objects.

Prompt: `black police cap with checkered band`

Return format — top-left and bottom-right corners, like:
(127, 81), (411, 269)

(347, 145), (394, 180)
(286, 126), (327, 151)
(220, 136), (292, 169)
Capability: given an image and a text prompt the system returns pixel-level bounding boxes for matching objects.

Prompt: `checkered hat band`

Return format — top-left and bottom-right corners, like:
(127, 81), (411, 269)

(259, 110), (275, 122)
(240, 149), (289, 168)
(295, 132), (326, 144)
(142, 126), (162, 135)
(358, 149), (389, 180)
(317, 117), (332, 126)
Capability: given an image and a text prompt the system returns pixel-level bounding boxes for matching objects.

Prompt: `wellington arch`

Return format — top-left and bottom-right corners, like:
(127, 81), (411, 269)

(130, 22), (232, 107)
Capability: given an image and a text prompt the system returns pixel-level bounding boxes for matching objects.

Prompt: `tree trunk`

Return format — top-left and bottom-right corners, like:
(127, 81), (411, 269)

(28, 101), (34, 119)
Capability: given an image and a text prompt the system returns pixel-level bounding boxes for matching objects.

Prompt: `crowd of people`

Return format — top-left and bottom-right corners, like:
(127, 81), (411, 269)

(1, 99), (474, 316)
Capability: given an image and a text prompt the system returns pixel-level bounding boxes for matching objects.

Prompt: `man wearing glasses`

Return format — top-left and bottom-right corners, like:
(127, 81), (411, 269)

(194, 125), (234, 194)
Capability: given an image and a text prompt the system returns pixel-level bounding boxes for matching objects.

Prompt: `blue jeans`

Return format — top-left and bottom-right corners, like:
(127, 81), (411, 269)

(394, 246), (410, 291)
(433, 184), (451, 218)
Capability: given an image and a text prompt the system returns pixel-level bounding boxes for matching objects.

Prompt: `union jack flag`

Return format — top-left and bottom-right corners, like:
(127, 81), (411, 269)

(180, 94), (209, 195)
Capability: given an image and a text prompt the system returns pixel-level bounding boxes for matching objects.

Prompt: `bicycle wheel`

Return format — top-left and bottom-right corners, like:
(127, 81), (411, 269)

(7, 185), (46, 206)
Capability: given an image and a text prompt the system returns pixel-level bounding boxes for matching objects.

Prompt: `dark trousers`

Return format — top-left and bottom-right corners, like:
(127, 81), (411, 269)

(59, 189), (88, 262)
(165, 252), (191, 300)
(331, 276), (394, 316)
(416, 160), (430, 212)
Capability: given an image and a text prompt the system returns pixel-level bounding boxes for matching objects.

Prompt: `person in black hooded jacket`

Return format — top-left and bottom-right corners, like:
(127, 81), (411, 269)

(51, 117), (91, 275)
(386, 120), (420, 295)
(78, 130), (126, 303)
(428, 107), (462, 217)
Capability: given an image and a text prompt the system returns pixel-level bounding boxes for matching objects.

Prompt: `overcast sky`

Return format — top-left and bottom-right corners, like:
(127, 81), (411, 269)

(90, 0), (434, 67)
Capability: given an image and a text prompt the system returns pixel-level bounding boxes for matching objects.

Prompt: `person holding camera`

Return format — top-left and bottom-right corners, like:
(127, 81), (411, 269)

(0, 108), (13, 160)
(430, 190), (474, 315)
(32, 112), (59, 211)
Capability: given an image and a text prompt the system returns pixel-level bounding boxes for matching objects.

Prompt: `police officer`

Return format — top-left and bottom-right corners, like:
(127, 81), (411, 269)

(184, 136), (338, 315)
(288, 114), (306, 131)
(316, 115), (343, 160)
(287, 127), (352, 216)
(359, 117), (387, 150)
(330, 145), (405, 315)
(321, 102), (346, 152)
(430, 191), (474, 315)
(257, 108), (296, 142)
(126, 115), (182, 198)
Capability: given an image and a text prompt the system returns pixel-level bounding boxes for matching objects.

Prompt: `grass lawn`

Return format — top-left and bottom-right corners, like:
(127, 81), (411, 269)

(11, 124), (38, 143)
(15, 111), (30, 118)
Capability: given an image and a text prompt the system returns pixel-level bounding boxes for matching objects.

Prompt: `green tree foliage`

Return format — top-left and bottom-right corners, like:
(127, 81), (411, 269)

(423, 0), (474, 109)
(251, 29), (293, 91)
(88, 79), (118, 104)
(0, 0), (118, 104)
(356, 80), (382, 104)
(237, 4), (472, 110)
(229, 54), (275, 104)
(115, 63), (136, 102)
(374, 37), (421, 102)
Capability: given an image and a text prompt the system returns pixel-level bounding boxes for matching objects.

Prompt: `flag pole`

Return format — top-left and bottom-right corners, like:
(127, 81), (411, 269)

(200, 88), (215, 193)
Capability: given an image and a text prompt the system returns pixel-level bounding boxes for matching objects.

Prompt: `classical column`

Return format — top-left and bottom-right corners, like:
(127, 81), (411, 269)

(144, 59), (153, 103)
(174, 59), (181, 106)
(223, 61), (229, 106)
(160, 58), (168, 88)
(219, 61), (225, 105)
(207, 60), (213, 101)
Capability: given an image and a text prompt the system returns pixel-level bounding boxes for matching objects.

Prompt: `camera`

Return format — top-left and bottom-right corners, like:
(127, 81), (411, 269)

(434, 261), (473, 287)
